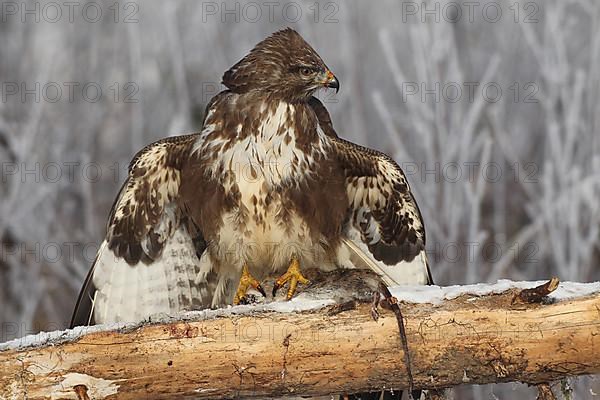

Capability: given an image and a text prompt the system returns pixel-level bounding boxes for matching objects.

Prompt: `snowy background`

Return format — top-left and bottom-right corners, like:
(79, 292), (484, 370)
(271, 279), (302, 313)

(0, 0), (599, 398)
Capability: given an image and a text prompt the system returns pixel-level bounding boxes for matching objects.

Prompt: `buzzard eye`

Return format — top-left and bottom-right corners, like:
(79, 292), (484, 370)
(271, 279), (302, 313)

(300, 67), (312, 76)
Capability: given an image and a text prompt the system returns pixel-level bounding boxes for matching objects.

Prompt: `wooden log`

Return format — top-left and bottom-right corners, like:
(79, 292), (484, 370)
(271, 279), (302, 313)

(1, 270), (599, 399)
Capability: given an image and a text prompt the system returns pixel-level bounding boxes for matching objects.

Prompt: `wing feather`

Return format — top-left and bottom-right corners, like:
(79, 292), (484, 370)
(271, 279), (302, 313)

(107, 135), (194, 264)
(70, 134), (211, 327)
(330, 137), (432, 284)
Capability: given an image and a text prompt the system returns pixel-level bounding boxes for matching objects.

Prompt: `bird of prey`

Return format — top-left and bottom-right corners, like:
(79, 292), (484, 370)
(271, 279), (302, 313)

(71, 28), (432, 334)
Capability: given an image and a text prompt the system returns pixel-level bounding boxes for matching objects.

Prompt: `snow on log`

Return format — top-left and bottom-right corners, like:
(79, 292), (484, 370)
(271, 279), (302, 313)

(1, 270), (600, 399)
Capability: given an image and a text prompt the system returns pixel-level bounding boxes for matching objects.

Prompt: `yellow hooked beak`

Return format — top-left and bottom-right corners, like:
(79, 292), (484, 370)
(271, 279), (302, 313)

(320, 70), (340, 93)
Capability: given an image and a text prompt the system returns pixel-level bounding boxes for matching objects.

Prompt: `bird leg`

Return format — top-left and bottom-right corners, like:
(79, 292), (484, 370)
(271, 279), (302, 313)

(272, 256), (310, 300)
(233, 263), (266, 305)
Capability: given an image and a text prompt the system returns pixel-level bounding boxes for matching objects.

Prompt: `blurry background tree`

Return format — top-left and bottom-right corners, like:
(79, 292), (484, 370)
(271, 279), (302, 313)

(0, 0), (599, 398)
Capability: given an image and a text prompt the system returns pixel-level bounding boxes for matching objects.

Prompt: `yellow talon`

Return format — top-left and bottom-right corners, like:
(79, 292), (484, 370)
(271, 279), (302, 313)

(233, 264), (266, 305)
(272, 256), (310, 300)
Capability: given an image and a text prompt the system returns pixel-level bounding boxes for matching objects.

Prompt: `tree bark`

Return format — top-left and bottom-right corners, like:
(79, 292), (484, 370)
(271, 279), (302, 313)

(1, 272), (599, 399)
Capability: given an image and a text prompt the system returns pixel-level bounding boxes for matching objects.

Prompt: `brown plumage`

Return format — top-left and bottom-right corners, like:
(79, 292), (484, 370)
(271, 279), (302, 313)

(223, 28), (338, 101)
(72, 28), (431, 332)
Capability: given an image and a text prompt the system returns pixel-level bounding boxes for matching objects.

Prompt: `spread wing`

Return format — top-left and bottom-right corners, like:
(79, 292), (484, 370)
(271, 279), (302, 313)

(71, 134), (215, 327)
(330, 137), (433, 286)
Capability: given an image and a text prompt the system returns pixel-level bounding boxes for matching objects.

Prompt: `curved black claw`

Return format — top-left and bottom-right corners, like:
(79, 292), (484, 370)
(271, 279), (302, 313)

(238, 284), (267, 305)
(256, 283), (267, 298)
(271, 258), (309, 300)
(272, 282), (281, 297)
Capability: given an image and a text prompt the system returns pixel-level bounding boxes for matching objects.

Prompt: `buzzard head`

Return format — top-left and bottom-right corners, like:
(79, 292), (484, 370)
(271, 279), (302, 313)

(222, 28), (339, 102)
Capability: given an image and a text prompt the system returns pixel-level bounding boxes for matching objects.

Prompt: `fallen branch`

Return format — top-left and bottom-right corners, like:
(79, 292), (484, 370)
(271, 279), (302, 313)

(1, 270), (599, 399)
(514, 277), (560, 304)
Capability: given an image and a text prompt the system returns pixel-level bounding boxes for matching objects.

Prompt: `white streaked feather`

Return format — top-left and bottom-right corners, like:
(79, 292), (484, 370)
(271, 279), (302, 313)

(92, 225), (208, 324)
(341, 235), (429, 287)
(129, 251), (139, 321)
(87, 290), (97, 326)
(341, 237), (392, 284)
(197, 101), (328, 187)
(212, 273), (230, 308)
(136, 245), (150, 322)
